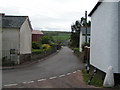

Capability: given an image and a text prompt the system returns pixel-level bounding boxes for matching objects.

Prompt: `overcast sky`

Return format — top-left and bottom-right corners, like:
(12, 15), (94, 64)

(0, 0), (98, 31)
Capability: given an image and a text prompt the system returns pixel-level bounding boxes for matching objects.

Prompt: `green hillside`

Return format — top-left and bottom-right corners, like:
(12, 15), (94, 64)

(42, 31), (71, 41)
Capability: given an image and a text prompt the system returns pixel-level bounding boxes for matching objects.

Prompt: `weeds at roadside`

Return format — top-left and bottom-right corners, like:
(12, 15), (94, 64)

(82, 69), (103, 87)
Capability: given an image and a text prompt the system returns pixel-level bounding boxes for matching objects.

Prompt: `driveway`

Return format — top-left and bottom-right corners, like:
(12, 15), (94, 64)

(2, 46), (84, 86)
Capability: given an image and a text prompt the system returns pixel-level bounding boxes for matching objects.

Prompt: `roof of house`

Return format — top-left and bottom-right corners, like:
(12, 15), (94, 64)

(88, 0), (103, 16)
(81, 27), (91, 35)
(2, 14), (28, 28)
(32, 30), (44, 35)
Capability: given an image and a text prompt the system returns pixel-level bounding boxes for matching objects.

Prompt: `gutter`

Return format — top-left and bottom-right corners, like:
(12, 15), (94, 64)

(88, 0), (103, 16)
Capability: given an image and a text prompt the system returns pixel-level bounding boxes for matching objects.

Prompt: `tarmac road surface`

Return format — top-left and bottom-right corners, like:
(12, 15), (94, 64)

(2, 46), (84, 85)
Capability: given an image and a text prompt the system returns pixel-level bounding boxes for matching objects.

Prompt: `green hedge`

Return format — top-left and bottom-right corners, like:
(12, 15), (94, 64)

(73, 48), (79, 52)
(32, 42), (41, 49)
(32, 48), (52, 54)
(32, 49), (45, 54)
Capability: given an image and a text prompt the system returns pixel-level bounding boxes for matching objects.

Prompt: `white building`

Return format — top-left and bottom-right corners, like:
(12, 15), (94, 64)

(89, 1), (120, 73)
(0, 14), (2, 66)
(79, 27), (90, 52)
(0, 15), (2, 65)
(2, 14), (32, 64)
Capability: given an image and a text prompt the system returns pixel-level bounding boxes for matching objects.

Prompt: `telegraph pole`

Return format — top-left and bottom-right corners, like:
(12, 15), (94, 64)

(85, 11), (87, 43)
(85, 11), (90, 73)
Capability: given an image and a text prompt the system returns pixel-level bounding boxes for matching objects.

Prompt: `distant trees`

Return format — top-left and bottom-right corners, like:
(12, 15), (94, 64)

(70, 17), (91, 48)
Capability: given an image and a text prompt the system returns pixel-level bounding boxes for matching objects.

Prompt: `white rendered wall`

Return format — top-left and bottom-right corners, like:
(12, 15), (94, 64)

(79, 34), (90, 52)
(0, 28), (1, 57)
(118, 2), (120, 73)
(79, 30), (82, 52)
(0, 15), (2, 89)
(82, 36), (90, 44)
(20, 18), (32, 54)
(90, 2), (119, 73)
(2, 28), (19, 51)
(0, 16), (2, 62)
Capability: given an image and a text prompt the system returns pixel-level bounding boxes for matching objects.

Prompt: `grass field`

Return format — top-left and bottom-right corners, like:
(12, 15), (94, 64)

(42, 31), (71, 41)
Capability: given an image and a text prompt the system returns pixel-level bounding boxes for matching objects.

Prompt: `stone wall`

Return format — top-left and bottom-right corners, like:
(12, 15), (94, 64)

(19, 54), (31, 64)
(31, 49), (56, 61)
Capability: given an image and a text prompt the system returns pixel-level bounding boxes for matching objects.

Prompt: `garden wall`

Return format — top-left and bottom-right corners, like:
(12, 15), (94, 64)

(31, 48), (56, 61)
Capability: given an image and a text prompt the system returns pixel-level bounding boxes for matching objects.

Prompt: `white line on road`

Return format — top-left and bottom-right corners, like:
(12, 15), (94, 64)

(4, 84), (18, 87)
(23, 82), (27, 84)
(73, 71), (77, 73)
(37, 79), (46, 82)
(77, 70), (81, 72)
(27, 81), (34, 84)
(67, 73), (71, 75)
(49, 77), (57, 80)
(59, 74), (65, 77)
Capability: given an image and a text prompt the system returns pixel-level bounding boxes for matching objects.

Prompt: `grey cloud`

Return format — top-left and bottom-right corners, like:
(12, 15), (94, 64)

(30, 11), (85, 31)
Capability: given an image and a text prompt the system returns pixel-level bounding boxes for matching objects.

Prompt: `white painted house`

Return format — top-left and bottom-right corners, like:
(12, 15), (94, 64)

(89, 1), (120, 73)
(2, 14), (32, 64)
(79, 27), (91, 52)
(0, 14), (2, 65)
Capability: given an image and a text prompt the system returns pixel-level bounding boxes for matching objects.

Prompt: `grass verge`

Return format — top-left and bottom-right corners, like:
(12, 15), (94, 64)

(82, 69), (104, 87)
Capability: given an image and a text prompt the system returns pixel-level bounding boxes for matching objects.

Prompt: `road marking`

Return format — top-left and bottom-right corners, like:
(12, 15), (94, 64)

(73, 71), (77, 73)
(37, 79), (46, 82)
(49, 77), (57, 80)
(77, 70), (81, 72)
(67, 73), (71, 75)
(27, 81), (34, 84)
(23, 82), (27, 84)
(4, 84), (18, 87)
(59, 74), (65, 77)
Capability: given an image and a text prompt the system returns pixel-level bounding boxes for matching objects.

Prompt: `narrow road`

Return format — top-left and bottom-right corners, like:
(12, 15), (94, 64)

(2, 46), (84, 85)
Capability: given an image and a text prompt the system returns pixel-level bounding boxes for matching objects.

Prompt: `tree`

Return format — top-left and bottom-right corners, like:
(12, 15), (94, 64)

(87, 20), (91, 27)
(70, 21), (81, 48)
(70, 17), (91, 48)
(40, 36), (54, 44)
(32, 42), (40, 49)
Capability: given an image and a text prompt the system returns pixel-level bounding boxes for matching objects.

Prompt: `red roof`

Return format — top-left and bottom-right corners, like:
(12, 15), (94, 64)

(32, 30), (44, 35)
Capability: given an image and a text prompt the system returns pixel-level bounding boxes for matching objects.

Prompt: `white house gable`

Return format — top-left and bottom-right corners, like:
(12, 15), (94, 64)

(20, 18), (32, 54)
(0, 15), (2, 62)
(90, 2), (119, 73)
(2, 14), (32, 64)
(118, 1), (120, 73)
(2, 28), (19, 51)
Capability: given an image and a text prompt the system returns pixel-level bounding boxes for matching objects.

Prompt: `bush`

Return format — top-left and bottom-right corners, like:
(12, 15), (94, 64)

(32, 49), (45, 54)
(32, 42), (41, 49)
(40, 36), (54, 44)
(42, 44), (51, 50)
(73, 48), (79, 52)
(32, 44), (52, 54)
